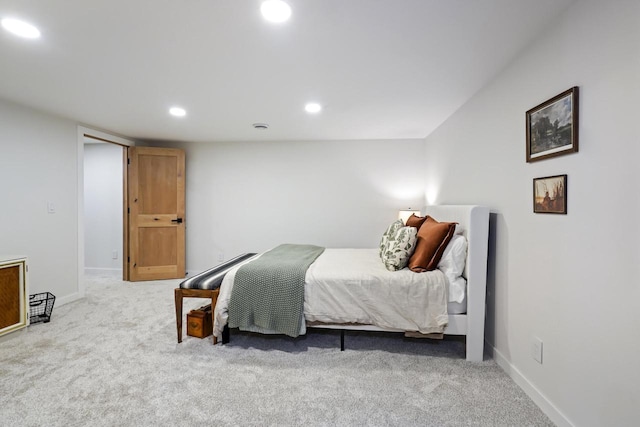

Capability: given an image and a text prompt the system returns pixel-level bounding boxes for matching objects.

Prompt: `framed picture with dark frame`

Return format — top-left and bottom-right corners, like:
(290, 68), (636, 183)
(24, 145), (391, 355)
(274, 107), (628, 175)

(533, 174), (567, 214)
(526, 87), (579, 162)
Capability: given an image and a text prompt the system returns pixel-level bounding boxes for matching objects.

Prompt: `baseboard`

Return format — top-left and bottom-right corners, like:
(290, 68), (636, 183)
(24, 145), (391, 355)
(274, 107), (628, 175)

(489, 342), (574, 427)
(84, 267), (122, 277)
(55, 291), (83, 307)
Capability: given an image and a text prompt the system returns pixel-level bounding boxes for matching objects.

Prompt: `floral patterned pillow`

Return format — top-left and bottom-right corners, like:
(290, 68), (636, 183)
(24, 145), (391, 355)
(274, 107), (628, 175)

(379, 219), (405, 256)
(381, 226), (418, 271)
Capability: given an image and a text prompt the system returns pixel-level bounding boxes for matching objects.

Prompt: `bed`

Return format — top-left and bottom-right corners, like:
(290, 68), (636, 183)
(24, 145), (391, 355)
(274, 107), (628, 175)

(213, 205), (489, 362)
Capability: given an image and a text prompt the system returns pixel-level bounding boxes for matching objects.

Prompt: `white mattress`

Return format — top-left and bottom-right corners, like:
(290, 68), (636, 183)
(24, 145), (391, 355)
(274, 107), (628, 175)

(214, 248), (466, 338)
(447, 293), (466, 315)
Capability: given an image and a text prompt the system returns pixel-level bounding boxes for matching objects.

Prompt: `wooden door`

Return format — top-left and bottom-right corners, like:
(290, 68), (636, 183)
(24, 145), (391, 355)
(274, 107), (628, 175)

(127, 147), (185, 281)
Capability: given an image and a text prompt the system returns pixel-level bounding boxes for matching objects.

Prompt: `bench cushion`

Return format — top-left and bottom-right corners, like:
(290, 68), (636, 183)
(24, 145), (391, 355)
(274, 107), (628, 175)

(179, 253), (257, 290)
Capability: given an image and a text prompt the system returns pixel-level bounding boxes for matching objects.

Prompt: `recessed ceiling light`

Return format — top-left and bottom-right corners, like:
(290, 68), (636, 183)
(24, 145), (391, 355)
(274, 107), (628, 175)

(305, 103), (322, 114)
(1, 18), (41, 39)
(169, 107), (186, 117)
(261, 0), (292, 23)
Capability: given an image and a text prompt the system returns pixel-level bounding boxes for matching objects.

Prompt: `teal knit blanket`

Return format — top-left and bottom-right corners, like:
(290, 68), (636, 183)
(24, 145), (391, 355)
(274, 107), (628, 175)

(228, 244), (325, 337)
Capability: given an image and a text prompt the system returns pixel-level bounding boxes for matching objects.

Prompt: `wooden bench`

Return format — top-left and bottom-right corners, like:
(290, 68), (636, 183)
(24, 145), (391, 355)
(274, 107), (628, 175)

(174, 253), (257, 344)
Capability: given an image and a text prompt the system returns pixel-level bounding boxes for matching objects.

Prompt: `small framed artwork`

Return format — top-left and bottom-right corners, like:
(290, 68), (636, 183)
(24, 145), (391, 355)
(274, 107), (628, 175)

(533, 174), (567, 214)
(526, 87), (579, 162)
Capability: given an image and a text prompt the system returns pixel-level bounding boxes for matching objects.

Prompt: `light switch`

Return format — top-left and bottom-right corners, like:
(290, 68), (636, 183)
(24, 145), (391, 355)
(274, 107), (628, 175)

(47, 201), (56, 214)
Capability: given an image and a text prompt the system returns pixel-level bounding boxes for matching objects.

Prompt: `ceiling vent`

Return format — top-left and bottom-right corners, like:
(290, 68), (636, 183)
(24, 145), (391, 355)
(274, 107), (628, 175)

(252, 123), (269, 130)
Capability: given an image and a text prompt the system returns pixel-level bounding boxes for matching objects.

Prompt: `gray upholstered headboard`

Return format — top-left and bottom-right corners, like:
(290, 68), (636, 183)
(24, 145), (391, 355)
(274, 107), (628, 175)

(423, 205), (489, 282)
(423, 205), (490, 362)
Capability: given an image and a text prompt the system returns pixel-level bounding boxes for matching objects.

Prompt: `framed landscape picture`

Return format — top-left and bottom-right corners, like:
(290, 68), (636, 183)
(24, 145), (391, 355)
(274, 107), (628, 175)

(533, 174), (567, 214)
(526, 87), (579, 162)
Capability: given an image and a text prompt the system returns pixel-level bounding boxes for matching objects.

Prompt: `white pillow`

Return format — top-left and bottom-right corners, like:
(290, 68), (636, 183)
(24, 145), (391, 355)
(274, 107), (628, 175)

(448, 276), (467, 304)
(381, 226), (417, 271)
(437, 234), (467, 284)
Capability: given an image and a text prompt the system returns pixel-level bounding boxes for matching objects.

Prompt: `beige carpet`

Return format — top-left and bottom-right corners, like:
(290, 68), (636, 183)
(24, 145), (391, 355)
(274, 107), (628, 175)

(0, 276), (553, 426)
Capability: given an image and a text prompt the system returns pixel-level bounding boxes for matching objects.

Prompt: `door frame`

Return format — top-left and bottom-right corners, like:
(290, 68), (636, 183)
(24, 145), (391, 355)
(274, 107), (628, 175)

(76, 126), (135, 296)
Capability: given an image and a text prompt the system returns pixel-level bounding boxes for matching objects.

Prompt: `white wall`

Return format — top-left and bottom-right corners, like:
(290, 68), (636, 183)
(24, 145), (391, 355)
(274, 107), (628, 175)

(149, 139), (426, 273)
(0, 98), (80, 305)
(423, 1), (640, 426)
(83, 143), (123, 275)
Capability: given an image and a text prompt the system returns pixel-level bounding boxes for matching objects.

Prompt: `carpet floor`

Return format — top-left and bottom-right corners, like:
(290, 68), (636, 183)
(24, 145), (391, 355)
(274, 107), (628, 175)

(0, 276), (553, 426)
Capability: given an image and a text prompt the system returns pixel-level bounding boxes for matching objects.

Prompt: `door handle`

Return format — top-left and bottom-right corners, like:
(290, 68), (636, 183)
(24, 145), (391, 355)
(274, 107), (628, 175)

(171, 218), (183, 224)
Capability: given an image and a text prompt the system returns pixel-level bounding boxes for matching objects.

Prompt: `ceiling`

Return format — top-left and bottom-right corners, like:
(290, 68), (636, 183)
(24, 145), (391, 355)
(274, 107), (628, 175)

(0, 0), (574, 143)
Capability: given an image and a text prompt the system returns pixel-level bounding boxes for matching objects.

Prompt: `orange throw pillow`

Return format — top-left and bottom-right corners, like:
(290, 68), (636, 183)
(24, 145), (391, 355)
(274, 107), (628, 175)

(408, 216), (457, 272)
(405, 213), (427, 229)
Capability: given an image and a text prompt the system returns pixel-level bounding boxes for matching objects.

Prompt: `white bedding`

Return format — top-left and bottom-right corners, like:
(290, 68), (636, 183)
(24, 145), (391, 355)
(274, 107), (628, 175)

(304, 249), (448, 333)
(213, 248), (451, 339)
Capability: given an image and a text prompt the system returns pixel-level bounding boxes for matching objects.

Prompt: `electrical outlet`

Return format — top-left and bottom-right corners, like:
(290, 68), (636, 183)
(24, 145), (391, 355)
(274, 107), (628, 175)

(112, 250), (118, 260)
(217, 251), (224, 262)
(531, 337), (543, 364)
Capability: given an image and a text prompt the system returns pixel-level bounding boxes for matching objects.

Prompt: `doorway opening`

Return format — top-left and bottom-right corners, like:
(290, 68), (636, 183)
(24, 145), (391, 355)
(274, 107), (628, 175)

(77, 127), (134, 295)
(83, 138), (124, 277)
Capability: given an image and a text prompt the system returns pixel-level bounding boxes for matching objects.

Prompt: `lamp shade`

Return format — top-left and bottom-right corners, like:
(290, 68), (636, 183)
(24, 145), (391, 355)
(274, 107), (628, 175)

(398, 208), (420, 224)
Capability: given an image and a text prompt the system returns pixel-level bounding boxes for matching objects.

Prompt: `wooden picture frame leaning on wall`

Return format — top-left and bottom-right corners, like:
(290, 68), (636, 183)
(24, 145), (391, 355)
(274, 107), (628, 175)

(526, 87), (579, 162)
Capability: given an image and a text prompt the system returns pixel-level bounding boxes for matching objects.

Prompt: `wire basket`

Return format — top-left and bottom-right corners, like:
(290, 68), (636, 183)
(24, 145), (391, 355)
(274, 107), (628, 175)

(29, 292), (56, 324)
